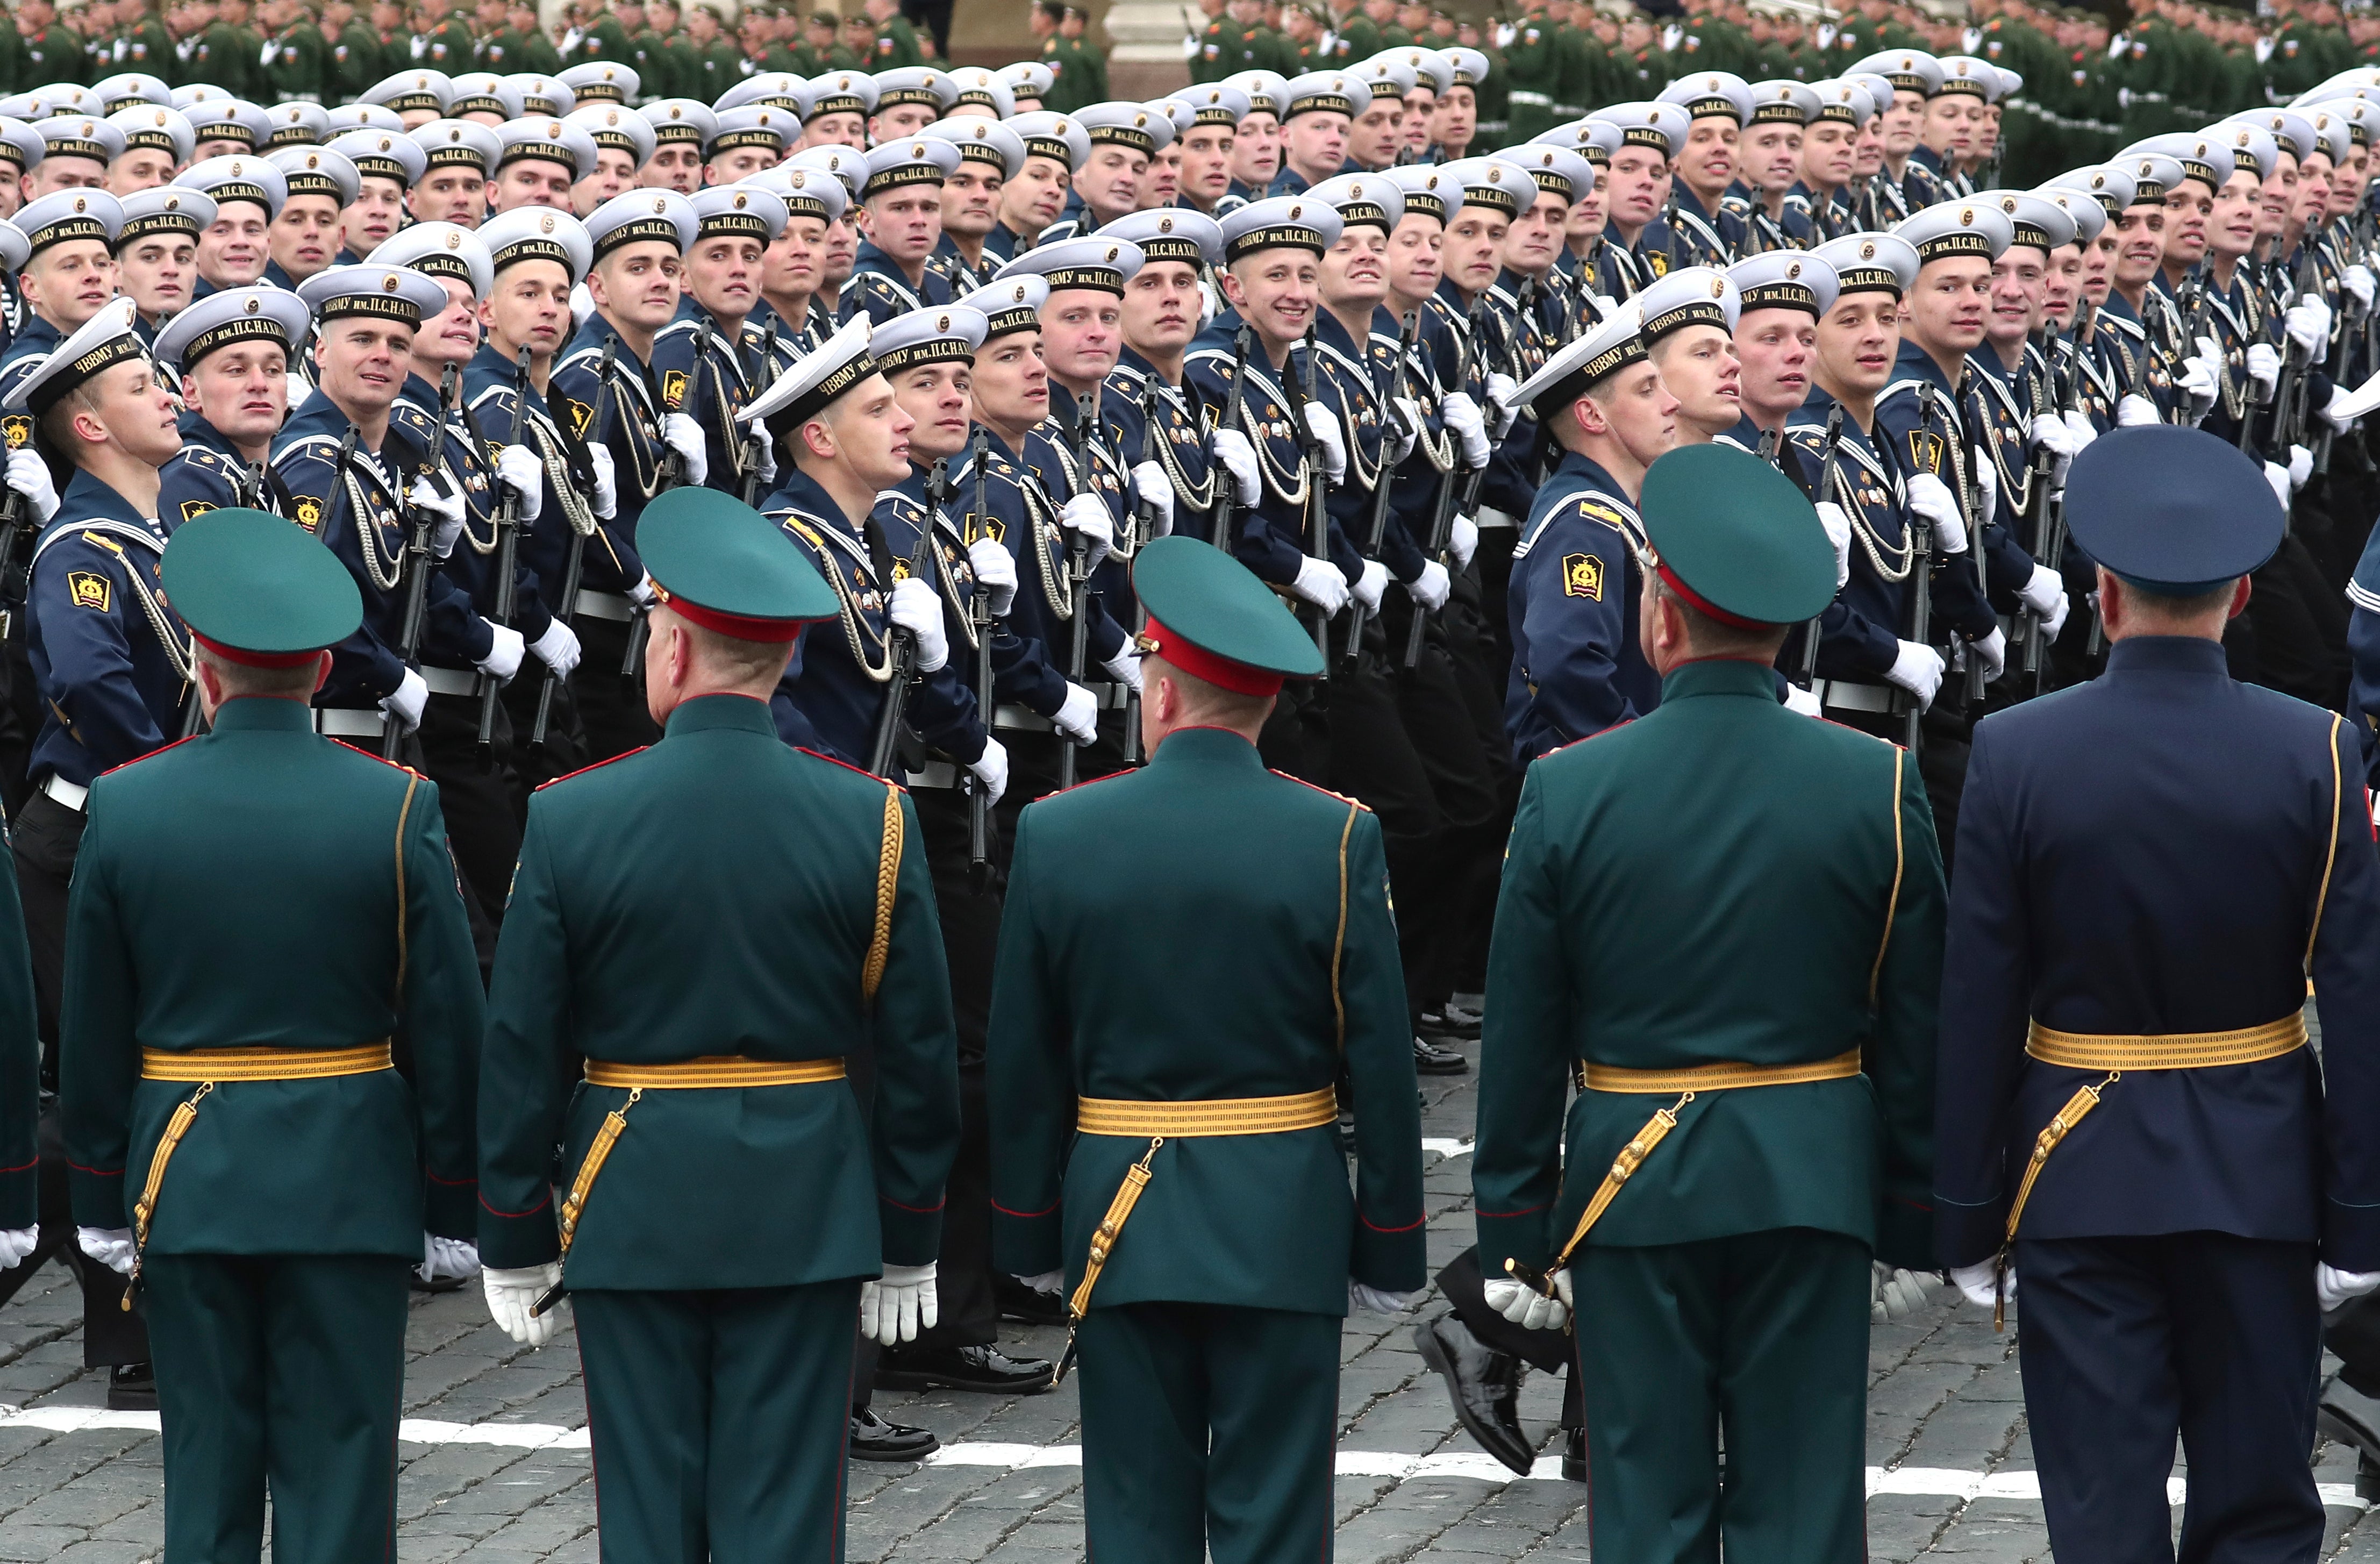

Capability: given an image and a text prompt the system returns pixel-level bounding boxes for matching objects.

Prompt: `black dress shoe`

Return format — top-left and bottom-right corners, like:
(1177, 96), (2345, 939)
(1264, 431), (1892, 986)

(1418, 1009), (1481, 1042)
(1561, 1427), (1586, 1482)
(1413, 1035), (1469, 1075)
(410, 1268), (470, 1294)
(875, 1342), (1058, 1395)
(848, 1410), (939, 1462)
(1412, 1311), (1533, 1476)
(2322, 1375), (2380, 1471)
(994, 1275), (1069, 1326)
(106, 1363), (157, 1412)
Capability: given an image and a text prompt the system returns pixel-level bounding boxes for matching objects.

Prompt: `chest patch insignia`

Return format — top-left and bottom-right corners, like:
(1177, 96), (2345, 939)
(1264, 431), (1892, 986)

(0, 417), (27, 451)
(295, 496), (323, 531)
(180, 499), (216, 524)
(67, 570), (110, 612)
(662, 369), (689, 409)
(565, 398), (594, 438)
(1562, 552), (1602, 600)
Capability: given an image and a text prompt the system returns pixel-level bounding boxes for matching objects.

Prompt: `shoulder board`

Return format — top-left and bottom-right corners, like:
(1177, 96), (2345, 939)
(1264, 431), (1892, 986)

(533, 745), (651, 791)
(330, 738), (424, 774)
(174, 445), (239, 477)
(273, 430), (349, 460)
(95, 733), (199, 780)
(80, 530), (127, 556)
(389, 399), (439, 435)
(1575, 498), (1632, 532)
(1269, 770), (1374, 811)
(796, 746), (899, 786)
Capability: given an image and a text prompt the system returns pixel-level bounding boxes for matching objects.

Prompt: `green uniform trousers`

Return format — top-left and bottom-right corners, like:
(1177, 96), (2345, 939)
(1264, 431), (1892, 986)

(574, 1280), (860, 1564)
(1575, 1227), (1870, 1564)
(145, 1253), (410, 1564)
(1077, 1301), (1340, 1564)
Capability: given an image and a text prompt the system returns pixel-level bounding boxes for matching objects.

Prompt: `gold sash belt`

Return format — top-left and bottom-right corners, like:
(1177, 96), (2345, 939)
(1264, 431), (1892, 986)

(1056, 1085), (1341, 1382)
(126, 1042), (397, 1306)
(1994, 1013), (2308, 1330)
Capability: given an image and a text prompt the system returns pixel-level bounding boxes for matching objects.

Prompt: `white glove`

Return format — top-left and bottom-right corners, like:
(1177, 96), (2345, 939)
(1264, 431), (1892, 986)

(2325, 384), (2363, 434)
(4, 449), (56, 523)
(1783, 682), (1822, 717)
(77, 1227), (135, 1277)
(1053, 681), (1100, 745)
(2115, 392), (2162, 427)
(1349, 1282), (1423, 1314)
(663, 411), (709, 488)
(1964, 625), (2007, 683)
(967, 736), (1009, 806)
(494, 443), (545, 522)
(2029, 408), (2083, 487)
(967, 537), (1017, 617)
(483, 1262), (563, 1347)
(2246, 340), (2283, 397)
(1971, 448), (1997, 524)
(2289, 442), (2313, 491)
(379, 667), (429, 732)
(1949, 1258), (2006, 1310)
(1386, 396), (1422, 464)
(1405, 559), (1451, 611)
(2180, 351), (2219, 417)
(0, 1226), (34, 1269)
(408, 473), (470, 556)
(1131, 460), (1175, 536)
(1885, 639), (1946, 710)
(587, 445), (618, 520)
(528, 618), (581, 677)
(1439, 390), (1493, 467)
(1014, 1268), (1065, 1294)
(752, 429), (777, 488)
(1483, 371), (1520, 437)
(1814, 499), (1852, 590)
(1059, 492), (1114, 572)
(1210, 427), (1261, 505)
(2060, 409), (2098, 453)
(627, 574), (656, 608)
(476, 622), (525, 683)
(1352, 558), (1389, 612)
(1292, 556), (1350, 616)
(860, 1261), (939, 1346)
(2288, 298), (2331, 358)
(887, 576), (949, 673)
(2349, 263), (2376, 309)
(1905, 473), (1967, 554)
(2318, 1262), (2380, 1312)
(2265, 459), (2293, 510)
(283, 371), (310, 412)
(1448, 513), (1479, 569)
(1483, 1269), (1571, 1332)
(1302, 402), (1347, 481)
(1102, 645), (1143, 691)
(2018, 565), (2070, 640)
(1871, 1262), (1936, 1322)
(420, 1233), (481, 1282)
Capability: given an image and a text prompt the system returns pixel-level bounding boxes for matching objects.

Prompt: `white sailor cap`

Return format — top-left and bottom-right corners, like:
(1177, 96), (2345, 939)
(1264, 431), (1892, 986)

(261, 101), (330, 150)
(1803, 78), (1876, 126)
(325, 102), (408, 134)
(1280, 73), (1359, 123)
(689, 183), (788, 243)
(1439, 154), (1531, 218)
(497, 116), (599, 178)
(641, 98), (720, 149)
(184, 98), (273, 149)
(1638, 265), (1740, 342)
(2121, 133), (2220, 192)
(169, 83), (227, 111)
(1727, 251), (1839, 318)
(0, 91), (62, 123)
(582, 189), (697, 263)
(995, 234), (1146, 294)
(1221, 69), (1289, 118)
(108, 104), (193, 163)
(1935, 56), (2004, 103)
(717, 73), (805, 115)
(1586, 100), (1691, 158)
(412, 118), (503, 174)
(1385, 162), (1454, 222)
(2112, 150), (2184, 204)
(328, 127), (428, 188)
(1996, 66), (2025, 99)
(1978, 188), (2075, 252)
(152, 283), (311, 370)
(369, 220), (495, 297)
(802, 70), (880, 122)
(964, 276), (1051, 341)
(874, 303), (989, 375)
(2303, 92), (2377, 149)
(1845, 70), (1899, 117)
(872, 66), (957, 117)
(1807, 232), (1917, 299)
(1531, 117), (1626, 167)
(1747, 79), (1823, 127)
(1075, 99), (1175, 154)
(1352, 56), (1418, 104)
(1305, 172), (1405, 231)
(1505, 144), (1595, 204)
(363, 70), (455, 119)
(177, 154), (286, 218)
(747, 160), (848, 223)
(560, 61), (639, 105)
(91, 72), (171, 113)
(13, 85), (95, 116)
(1216, 195), (1341, 262)
(270, 146), (361, 208)
(1168, 83), (1250, 130)
(945, 67), (1016, 120)
(924, 116), (1026, 178)
(783, 144), (866, 203)
(112, 185), (215, 251)
(1146, 97), (1198, 140)
(1658, 70), (1755, 123)
(995, 61), (1056, 100)
(2207, 119), (2279, 182)
(1099, 207), (1224, 265)
(4, 297), (144, 417)
(295, 261), (451, 327)
(570, 103), (657, 166)
(859, 135), (957, 198)
(1848, 49), (1944, 97)
(1441, 48), (1490, 88)
(2047, 164), (2131, 218)
(2304, 106), (2356, 163)
(446, 72), (525, 121)
(477, 205), (595, 282)
(0, 217), (28, 280)
(745, 314), (878, 435)
(708, 105), (792, 159)
(10, 188), (121, 256)
(509, 75), (576, 118)
(1512, 301), (1646, 416)
(1007, 110), (1089, 171)
(2033, 184), (2107, 246)
(0, 119), (42, 174)
(1374, 46), (1454, 96)
(2232, 108), (2320, 166)
(34, 115), (126, 166)
(1897, 198), (2014, 268)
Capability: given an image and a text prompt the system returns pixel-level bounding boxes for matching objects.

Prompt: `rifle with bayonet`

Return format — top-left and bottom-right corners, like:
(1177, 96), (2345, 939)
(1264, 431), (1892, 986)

(740, 322), (778, 506)
(964, 430), (994, 889)
(1954, 373), (1990, 704)
(866, 460), (949, 778)
(1057, 389), (1096, 790)
(1282, 324), (1333, 670)
(1343, 310), (1417, 664)
(1404, 295), (1491, 671)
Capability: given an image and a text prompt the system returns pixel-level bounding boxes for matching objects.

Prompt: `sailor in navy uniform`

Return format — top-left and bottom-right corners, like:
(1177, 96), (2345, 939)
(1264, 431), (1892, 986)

(838, 137), (960, 328)
(747, 162), (848, 370)
(152, 284), (306, 532)
(1843, 51), (1939, 226)
(1934, 424), (2380, 1564)
(3, 299), (185, 1399)
(1098, 209), (1226, 561)
(922, 117), (1025, 300)
(1039, 101), (1175, 242)
(111, 188), (213, 392)
(1732, 82), (1819, 253)
(650, 184), (790, 504)
(1909, 55), (1993, 202)
(174, 154), (286, 304)
(2087, 155), (2187, 424)
(1654, 72), (1754, 266)
(1423, 159), (1526, 657)
(985, 113), (1086, 266)
(0, 190), (128, 408)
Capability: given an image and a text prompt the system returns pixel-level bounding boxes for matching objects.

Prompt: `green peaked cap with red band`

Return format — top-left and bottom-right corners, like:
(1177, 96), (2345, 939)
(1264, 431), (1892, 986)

(1130, 535), (1325, 697)
(637, 487), (837, 643)
(1640, 442), (1836, 629)
(161, 508), (362, 667)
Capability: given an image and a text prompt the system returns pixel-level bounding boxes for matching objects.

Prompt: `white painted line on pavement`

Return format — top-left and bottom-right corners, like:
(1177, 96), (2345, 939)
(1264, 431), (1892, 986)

(1421, 1138), (1474, 1159)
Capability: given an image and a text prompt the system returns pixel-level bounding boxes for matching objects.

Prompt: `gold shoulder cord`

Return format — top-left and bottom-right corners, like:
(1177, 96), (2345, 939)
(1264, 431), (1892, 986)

(864, 782), (902, 1003)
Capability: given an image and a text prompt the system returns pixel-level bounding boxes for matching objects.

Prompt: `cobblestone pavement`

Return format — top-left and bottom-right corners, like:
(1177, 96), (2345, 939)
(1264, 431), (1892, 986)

(0, 1038), (2366, 1562)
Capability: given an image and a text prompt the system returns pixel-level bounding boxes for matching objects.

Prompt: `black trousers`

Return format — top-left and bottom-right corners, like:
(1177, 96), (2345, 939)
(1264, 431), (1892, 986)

(416, 687), (521, 969)
(0, 1096), (149, 1365)
(571, 613), (661, 767)
(1437, 1245), (1582, 1429)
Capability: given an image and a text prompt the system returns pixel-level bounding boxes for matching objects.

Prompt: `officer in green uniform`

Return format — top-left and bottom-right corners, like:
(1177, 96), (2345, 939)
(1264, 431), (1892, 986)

(1473, 440), (1941, 1561)
(61, 506), (483, 1564)
(506, 0), (560, 74)
(476, 451), (962, 1564)
(20, 0), (88, 87)
(263, 0), (326, 101)
(324, 0), (378, 101)
(120, 2), (174, 83)
(1502, 3), (1560, 146)
(988, 536), (1427, 1564)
